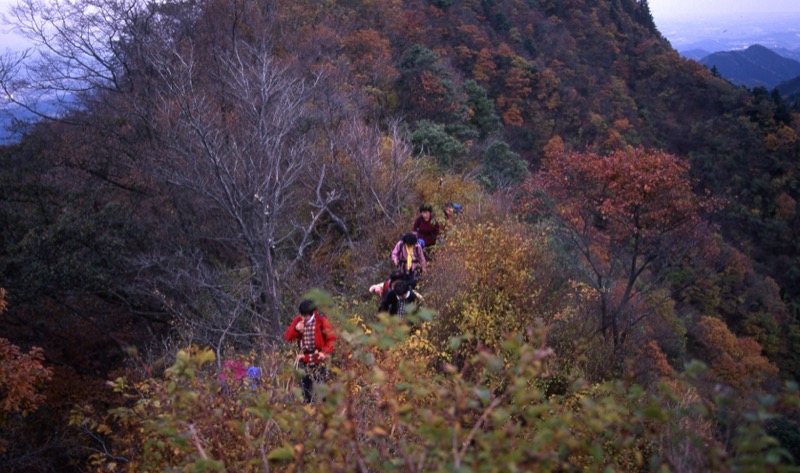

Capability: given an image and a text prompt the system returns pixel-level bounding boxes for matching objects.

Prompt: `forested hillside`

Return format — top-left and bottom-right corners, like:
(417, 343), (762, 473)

(1, 0), (799, 471)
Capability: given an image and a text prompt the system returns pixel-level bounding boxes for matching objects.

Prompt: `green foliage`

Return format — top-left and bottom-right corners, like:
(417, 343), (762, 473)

(741, 311), (782, 359)
(767, 416), (800, 466)
(397, 45), (464, 123)
(410, 120), (469, 171)
(0, 143), (143, 304)
(463, 79), (502, 139)
(479, 141), (529, 192)
(785, 323), (800, 379)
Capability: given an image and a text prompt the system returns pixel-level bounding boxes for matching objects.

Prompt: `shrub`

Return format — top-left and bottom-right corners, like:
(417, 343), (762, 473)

(73, 299), (800, 472)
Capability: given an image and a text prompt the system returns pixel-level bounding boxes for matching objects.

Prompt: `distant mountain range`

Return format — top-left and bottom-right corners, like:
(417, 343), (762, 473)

(683, 45), (800, 64)
(699, 44), (800, 89)
(656, 12), (800, 55)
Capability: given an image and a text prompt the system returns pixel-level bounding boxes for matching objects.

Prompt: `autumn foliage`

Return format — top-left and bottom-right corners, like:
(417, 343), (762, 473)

(0, 289), (52, 455)
(693, 316), (779, 393)
(517, 148), (720, 355)
(1, 0), (800, 470)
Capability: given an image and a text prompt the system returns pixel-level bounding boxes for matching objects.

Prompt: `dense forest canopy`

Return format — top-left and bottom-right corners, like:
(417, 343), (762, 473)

(1, 0), (799, 471)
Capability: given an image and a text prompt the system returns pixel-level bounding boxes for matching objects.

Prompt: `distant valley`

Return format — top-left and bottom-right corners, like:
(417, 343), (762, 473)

(700, 44), (800, 89)
(656, 12), (800, 95)
(656, 12), (800, 56)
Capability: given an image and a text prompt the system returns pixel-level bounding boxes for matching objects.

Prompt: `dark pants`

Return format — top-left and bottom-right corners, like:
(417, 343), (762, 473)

(398, 267), (420, 289)
(301, 363), (328, 403)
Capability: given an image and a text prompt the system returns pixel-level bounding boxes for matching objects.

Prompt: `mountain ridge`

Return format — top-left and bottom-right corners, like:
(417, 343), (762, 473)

(700, 44), (800, 88)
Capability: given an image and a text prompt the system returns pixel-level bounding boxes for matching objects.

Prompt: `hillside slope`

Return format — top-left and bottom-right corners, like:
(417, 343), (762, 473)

(2, 0), (800, 469)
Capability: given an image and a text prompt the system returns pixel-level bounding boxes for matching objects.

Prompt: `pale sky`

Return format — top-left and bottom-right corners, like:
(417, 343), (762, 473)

(4, 0), (800, 51)
(0, 0), (27, 52)
(649, 0), (800, 20)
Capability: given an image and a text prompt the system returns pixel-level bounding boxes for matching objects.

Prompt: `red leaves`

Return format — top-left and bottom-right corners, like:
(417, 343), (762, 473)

(0, 289), (52, 419)
(0, 340), (51, 417)
(536, 147), (720, 245)
(516, 148), (721, 350)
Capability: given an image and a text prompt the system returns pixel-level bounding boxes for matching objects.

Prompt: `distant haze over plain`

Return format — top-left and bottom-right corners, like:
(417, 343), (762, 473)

(648, 0), (800, 55)
(649, 0), (800, 20)
(655, 12), (800, 54)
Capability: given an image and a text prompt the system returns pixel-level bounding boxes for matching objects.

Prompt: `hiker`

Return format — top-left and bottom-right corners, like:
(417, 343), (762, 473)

(284, 299), (337, 403)
(369, 270), (407, 299)
(412, 203), (440, 250)
(391, 232), (426, 287)
(443, 202), (462, 225)
(379, 279), (420, 319)
(219, 360), (261, 392)
(439, 202), (462, 243)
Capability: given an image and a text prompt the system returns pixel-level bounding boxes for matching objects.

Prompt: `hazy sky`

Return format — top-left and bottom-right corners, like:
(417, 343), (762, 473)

(0, 0), (27, 52)
(649, 0), (800, 20)
(4, 0), (800, 51)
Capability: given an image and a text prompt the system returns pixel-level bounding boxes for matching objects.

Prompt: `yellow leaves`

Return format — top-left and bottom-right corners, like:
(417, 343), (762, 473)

(367, 426), (389, 437)
(96, 423), (113, 435)
(424, 218), (556, 366)
(348, 313), (373, 335)
(764, 124), (798, 152)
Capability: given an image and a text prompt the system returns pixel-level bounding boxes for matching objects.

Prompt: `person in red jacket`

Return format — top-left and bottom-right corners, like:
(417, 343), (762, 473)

(412, 203), (440, 251)
(284, 299), (337, 403)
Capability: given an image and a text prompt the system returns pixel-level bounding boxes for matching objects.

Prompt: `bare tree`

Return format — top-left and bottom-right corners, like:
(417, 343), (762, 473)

(334, 117), (420, 220)
(0, 0), (149, 117)
(0, 0), (353, 346)
(135, 25), (357, 345)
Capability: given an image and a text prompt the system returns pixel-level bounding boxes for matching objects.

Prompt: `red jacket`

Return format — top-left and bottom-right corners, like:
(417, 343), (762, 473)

(413, 216), (440, 247)
(284, 312), (337, 364)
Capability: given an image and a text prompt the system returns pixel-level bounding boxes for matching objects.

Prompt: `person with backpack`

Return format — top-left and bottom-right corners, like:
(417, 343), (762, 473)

(284, 299), (337, 403)
(391, 232), (426, 287)
(412, 204), (440, 251)
(369, 270), (407, 299)
(379, 280), (420, 319)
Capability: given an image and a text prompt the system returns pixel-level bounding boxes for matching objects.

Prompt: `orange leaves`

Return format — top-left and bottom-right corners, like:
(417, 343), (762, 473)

(342, 29), (398, 87)
(0, 340), (50, 415)
(694, 316), (778, 392)
(473, 48), (496, 82)
(501, 107), (524, 127)
(764, 124), (798, 152)
(0, 289), (52, 421)
(775, 192), (797, 221)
